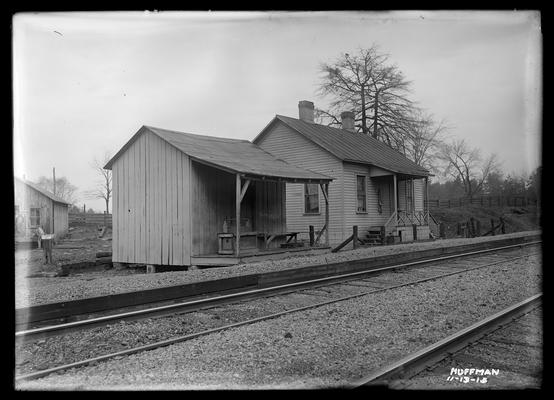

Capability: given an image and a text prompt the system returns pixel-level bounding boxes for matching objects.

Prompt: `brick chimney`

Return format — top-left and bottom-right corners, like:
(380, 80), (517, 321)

(298, 100), (315, 123)
(341, 111), (355, 132)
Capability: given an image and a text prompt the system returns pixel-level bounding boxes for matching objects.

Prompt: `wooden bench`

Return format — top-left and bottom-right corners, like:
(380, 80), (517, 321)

(218, 231), (259, 254)
(260, 232), (299, 249)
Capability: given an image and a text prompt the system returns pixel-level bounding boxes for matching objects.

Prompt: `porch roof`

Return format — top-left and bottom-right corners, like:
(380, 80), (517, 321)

(105, 126), (333, 183)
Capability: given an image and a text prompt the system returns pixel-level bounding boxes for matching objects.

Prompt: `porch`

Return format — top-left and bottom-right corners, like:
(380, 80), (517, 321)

(190, 159), (333, 266)
(191, 244), (331, 267)
(369, 172), (434, 243)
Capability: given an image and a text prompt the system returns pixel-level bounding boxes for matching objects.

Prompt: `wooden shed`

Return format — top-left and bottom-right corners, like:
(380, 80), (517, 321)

(14, 177), (70, 242)
(253, 101), (433, 245)
(104, 126), (332, 268)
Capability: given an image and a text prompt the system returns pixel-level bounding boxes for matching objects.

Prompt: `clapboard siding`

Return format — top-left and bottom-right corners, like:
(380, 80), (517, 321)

(343, 163), (393, 231)
(112, 131), (191, 265)
(256, 121), (344, 243)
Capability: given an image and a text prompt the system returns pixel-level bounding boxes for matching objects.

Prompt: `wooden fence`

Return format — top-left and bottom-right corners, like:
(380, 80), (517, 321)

(69, 213), (112, 227)
(425, 196), (538, 209)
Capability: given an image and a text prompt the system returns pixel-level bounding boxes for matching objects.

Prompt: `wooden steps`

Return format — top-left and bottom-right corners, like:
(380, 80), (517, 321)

(363, 226), (385, 245)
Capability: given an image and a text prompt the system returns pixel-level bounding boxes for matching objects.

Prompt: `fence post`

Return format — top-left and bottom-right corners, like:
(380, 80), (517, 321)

(413, 224), (418, 241)
(380, 225), (386, 244)
(353, 226), (358, 249)
(309, 225), (315, 247)
(500, 217), (505, 234)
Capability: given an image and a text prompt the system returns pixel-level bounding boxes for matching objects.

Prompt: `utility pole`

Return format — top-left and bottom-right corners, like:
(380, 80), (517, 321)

(53, 167), (56, 195)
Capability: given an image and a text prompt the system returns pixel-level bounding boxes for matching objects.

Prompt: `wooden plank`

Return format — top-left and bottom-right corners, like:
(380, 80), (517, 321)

(139, 134), (145, 261)
(145, 132), (151, 263)
(185, 156), (191, 265)
(169, 144), (176, 265)
(235, 173), (241, 256)
(175, 147), (182, 265)
(161, 138), (168, 264)
(122, 147), (128, 263)
(240, 179), (251, 203)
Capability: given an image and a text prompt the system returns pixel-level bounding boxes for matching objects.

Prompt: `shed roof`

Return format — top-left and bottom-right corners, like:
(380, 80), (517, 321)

(254, 115), (430, 177)
(14, 177), (72, 205)
(105, 126), (332, 183)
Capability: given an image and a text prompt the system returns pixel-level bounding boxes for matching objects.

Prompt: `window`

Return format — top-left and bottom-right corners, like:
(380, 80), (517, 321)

(30, 208), (41, 227)
(357, 175), (367, 212)
(304, 184), (319, 214)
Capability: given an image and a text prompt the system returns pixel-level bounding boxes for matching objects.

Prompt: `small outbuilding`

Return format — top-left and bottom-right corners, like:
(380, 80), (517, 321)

(14, 177), (70, 242)
(104, 126), (332, 268)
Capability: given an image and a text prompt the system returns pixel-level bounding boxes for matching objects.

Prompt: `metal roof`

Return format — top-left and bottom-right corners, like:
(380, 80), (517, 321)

(14, 177), (72, 205)
(255, 115), (431, 177)
(105, 126), (333, 183)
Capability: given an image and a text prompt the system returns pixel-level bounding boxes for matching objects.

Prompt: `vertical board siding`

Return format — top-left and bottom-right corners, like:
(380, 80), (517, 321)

(52, 202), (69, 236)
(112, 131), (191, 266)
(256, 122), (344, 244)
(414, 178), (424, 211)
(14, 179), (69, 238)
(190, 162), (235, 256)
(397, 180), (407, 211)
(112, 157), (119, 261)
(254, 181), (286, 236)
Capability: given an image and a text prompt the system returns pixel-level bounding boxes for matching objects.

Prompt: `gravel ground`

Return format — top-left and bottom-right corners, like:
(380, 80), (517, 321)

(17, 251), (541, 390)
(20, 249), (526, 376)
(15, 230), (541, 309)
(391, 307), (543, 390)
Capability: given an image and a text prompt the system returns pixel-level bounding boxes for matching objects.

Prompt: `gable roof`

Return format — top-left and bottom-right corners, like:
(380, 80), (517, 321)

(254, 115), (430, 177)
(14, 177), (71, 205)
(104, 126), (332, 183)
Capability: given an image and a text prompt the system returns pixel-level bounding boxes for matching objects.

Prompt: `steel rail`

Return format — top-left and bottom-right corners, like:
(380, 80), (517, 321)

(16, 241), (541, 340)
(16, 252), (541, 382)
(349, 293), (543, 388)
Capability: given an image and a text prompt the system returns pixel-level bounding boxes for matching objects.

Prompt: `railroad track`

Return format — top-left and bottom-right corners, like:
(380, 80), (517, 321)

(17, 241), (540, 341)
(15, 242), (541, 382)
(350, 293), (542, 389)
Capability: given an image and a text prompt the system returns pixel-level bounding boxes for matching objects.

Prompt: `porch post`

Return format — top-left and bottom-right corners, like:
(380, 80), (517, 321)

(235, 173), (241, 256)
(393, 174), (398, 217)
(425, 176), (429, 222)
(411, 178), (415, 213)
(324, 183), (329, 246)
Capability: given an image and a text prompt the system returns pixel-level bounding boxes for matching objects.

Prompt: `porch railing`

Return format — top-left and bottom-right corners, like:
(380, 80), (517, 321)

(384, 210), (430, 234)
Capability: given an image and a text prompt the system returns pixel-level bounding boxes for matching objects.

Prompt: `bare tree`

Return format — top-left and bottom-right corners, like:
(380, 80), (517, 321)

(437, 139), (500, 199)
(402, 111), (449, 171)
(35, 176), (78, 205)
(84, 153), (112, 214)
(316, 46), (416, 148)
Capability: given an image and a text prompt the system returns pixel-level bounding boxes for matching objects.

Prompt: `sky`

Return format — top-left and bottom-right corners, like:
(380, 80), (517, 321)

(12, 11), (542, 212)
